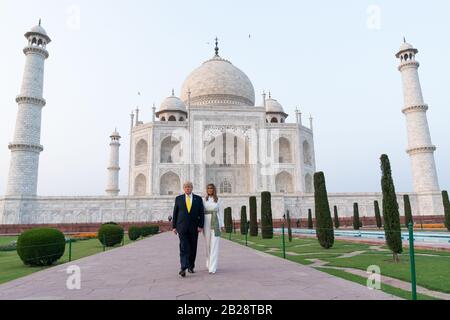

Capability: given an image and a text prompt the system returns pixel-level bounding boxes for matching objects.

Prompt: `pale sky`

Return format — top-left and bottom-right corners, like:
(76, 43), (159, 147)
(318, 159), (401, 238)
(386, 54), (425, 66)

(0, 0), (448, 196)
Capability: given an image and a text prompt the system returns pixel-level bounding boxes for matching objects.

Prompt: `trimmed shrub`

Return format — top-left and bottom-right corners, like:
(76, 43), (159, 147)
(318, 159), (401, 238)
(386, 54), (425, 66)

(353, 203), (360, 230)
(128, 226), (142, 241)
(286, 210), (293, 242)
(404, 194), (414, 228)
(333, 206), (340, 229)
(240, 206), (248, 235)
(261, 192), (273, 239)
(249, 196), (258, 236)
(224, 207), (233, 233)
(141, 225), (159, 237)
(308, 209), (313, 229)
(380, 154), (403, 262)
(98, 223), (124, 247)
(374, 200), (382, 229)
(443, 191), (450, 231)
(17, 228), (66, 267)
(314, 172), (334, 249)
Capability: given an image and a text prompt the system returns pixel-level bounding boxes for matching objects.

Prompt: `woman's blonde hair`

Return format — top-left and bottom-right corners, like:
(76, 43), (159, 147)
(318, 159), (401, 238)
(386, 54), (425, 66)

(206, 184), (218, 203)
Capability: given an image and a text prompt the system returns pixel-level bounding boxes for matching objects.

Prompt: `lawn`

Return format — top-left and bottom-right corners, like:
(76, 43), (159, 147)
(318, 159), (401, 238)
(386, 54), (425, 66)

(223, 232), (450, 298)
(0, 235), (135, 285)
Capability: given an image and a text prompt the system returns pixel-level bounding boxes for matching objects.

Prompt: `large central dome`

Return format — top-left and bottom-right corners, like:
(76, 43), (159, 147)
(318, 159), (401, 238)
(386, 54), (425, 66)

(180, 55), (255, 107)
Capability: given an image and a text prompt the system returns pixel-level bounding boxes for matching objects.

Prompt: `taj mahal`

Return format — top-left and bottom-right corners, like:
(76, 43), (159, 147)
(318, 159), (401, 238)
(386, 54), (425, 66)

(0, 22), (445, 225)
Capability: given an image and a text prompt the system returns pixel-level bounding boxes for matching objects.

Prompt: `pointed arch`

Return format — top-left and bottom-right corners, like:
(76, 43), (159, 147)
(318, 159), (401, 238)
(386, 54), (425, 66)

(161, 136), (182, 163)
(303, 141), (312, 166)
(135, 139), (148, 166)
(274, 137), (292, 163)
(160, 171), (181, 195)
(275, 171), (293, 193)
(305, 173), (313, 193)
(134, 174), (147, 196)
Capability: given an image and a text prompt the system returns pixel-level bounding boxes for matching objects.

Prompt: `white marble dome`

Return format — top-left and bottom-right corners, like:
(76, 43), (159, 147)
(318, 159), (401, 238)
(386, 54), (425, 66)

(265, 97), (284, 113)
(25, 23), (51, 43)
(399, 42), (413, 51)
(30, 25), (48, 36)
(180, 55), (255, 107)
(159, 94), (187, 113)
(396, 41), (418, 58)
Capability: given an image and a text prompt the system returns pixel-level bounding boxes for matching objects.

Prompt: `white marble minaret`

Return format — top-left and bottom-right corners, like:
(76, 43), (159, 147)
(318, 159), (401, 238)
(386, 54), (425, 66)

(6, 21), (51, 197)
(106, 129), (121, 196)
(396, 39), (442, 215)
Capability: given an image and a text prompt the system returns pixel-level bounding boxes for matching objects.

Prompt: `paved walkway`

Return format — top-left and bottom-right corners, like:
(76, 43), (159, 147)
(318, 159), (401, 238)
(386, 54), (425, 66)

(0, 232), (397, 300)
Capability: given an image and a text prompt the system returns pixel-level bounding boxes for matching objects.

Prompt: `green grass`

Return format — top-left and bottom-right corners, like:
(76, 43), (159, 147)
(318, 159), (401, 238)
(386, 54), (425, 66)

(316, 267), (439, 300)
(0, 236), (136, 285)
(0, 236), (17, 246)
(224, 233), (450, 297)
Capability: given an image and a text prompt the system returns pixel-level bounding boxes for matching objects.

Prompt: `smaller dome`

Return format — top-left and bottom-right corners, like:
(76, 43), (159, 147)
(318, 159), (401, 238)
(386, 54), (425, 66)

(265, 97), (284, 113)
(396, 39), (418, 58)
(158, 93), (187, 114)
(399, 42), (413, 52)
(30, 24), (48, 36)
(25, 21), (51, 43)
(110, 129), (121, 138)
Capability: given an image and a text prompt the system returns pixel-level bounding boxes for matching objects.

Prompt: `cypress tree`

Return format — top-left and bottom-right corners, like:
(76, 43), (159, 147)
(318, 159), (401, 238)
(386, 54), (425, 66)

(380, 154), (403, 262)
(314, 172), (334, 249)
(224, 207), (233, 234)
(443, 191), (450, 231)
(249, 196), (258, 236)
(333, 206), (340, 229)
(403, 194), (414, 228)
(374, 200), (382, 229)
(286, 210), (293, 242)
(353, 203), (360, 230)
(240, 206), (248, 235)
(307, 209), (313, 229)
(261, 192), (273, 239)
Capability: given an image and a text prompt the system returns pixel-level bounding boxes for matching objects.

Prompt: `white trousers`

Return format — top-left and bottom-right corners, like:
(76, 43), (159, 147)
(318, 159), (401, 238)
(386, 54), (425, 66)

(203, 214), (220, 273)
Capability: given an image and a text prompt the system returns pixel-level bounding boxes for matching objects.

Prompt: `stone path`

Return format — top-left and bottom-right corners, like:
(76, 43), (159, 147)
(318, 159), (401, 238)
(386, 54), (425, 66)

(0, 232), (398, 300)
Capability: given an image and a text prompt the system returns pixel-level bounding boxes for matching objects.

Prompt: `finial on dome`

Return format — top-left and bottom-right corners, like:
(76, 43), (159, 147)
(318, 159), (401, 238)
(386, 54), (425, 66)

(172, 88), (175, 96)
(39, 18), (41, 26)
(268, 91), (272, 99)
(403, 36), (406, 43)
(215, 37), (219, 56)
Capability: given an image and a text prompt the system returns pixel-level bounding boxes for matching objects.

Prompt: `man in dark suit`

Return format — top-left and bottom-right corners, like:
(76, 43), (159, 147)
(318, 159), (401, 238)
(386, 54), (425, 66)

(172, 181), (205, 277)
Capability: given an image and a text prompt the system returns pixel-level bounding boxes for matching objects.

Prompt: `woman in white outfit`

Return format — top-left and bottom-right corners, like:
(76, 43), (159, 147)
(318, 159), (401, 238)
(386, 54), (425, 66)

(203, 184), (224, 274)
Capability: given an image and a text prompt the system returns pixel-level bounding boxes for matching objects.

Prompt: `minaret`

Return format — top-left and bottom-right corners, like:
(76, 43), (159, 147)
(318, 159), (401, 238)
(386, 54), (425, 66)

(106, 129), (121, 196)
(396, 39), (441, 214)
(6, 21), (51, 197)
(295, 107), (302, 126)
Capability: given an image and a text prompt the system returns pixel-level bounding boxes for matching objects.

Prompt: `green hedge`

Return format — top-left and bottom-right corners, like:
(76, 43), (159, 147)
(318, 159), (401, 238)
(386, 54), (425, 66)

(353, 203), (360, 230)
(240, 206), (248, 235)
(98, 223), (124, 247)
(314, 172), (334, 249)
(443, 191), (450, 231)
(141, 225), (159, 237)
(308, 209), (313, 229)
(249, 196), (258, 236)
(261, 192), (273, 239)
(224, 208), (233, 233)
(17, 228), (66, 267)
(128, 226), (142, 241)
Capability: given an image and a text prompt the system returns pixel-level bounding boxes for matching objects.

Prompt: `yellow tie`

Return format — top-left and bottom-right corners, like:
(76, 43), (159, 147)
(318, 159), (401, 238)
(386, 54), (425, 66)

(186, 195), (192, 213)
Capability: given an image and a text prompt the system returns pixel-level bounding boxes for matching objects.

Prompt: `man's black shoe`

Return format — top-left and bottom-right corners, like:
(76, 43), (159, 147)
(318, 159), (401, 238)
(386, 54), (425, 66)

(179, 270), (186, 277)
(188, 269), (195, 274)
